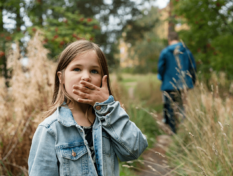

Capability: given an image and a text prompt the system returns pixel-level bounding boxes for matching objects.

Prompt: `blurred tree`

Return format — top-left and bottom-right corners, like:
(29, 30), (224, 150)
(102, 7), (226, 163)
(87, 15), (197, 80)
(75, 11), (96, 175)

(122, 6), (164, 73)
(0, 0), (25, 87)
(26, 0), (99, 59)
(67, 0), (154, 70)
(43, 9), (99, 59)
(1, 0), (157, 74)
(172, 0), (233, 80)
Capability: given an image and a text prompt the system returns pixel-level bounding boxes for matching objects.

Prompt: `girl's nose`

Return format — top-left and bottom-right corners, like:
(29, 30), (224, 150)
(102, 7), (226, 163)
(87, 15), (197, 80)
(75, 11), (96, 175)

(81, 72), (91, 82)
(82, 77), (90, 82)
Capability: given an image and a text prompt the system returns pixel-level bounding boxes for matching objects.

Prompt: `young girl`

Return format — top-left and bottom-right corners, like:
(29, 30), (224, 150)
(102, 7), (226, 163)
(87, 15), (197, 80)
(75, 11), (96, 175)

(28, 40), (148, 176)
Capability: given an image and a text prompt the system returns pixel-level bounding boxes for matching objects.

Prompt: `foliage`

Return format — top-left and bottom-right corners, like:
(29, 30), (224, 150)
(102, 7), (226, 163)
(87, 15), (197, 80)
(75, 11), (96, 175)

(0, 0), (25, 33)
(119, 164), (136, 176)
(0, 0), (26, 85)
(112, 73), (164, 175)
(67, 0), (155, 69)
(172, 0), (233, 80)
(122, 6), (165, 73)
(123, 6), (160, 44)
(127, 35), (163, 74)
(0, 0), (158, 70)
(128, 106), (161, 148)
(133, 75), (162, 109)
(0, 0), (161, 76)
(26, 1), (99, 59)
(115, 73), (163, 146)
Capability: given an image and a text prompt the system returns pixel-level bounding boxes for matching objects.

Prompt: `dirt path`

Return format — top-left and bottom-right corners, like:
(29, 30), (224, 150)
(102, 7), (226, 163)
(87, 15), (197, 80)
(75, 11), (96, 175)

(137, 135), (172, 176)
(126, 82), (137, 99)
(125, 79), (173, 176)
(136, 113), (174, 176)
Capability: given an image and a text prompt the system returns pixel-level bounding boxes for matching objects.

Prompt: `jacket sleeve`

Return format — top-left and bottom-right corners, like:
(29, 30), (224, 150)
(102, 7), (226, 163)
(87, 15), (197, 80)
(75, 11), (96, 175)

(28, 125), (58, 176)
(94, 96), (148, 162)
(158, 50), (166, 80)
(187, 50), (196, 84)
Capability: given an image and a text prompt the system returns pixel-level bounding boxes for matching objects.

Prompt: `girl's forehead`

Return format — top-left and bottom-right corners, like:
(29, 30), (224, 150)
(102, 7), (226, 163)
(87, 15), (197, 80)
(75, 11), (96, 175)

(70, 50), (99, 64)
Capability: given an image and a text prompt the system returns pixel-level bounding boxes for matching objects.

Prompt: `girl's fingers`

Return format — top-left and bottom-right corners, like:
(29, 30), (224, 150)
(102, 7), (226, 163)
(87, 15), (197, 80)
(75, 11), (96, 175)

(80, 81), (98, 90)
(73, 90), (90, 99)
(73, 85), (92, 94)
(102, 75), (108, 89)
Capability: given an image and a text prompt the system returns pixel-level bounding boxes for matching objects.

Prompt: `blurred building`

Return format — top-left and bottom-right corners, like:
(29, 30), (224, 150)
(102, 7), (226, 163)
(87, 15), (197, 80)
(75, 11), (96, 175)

(119, 38), (139, 68)
(157, 2), (189, 39)
(119, 2), (189, 68)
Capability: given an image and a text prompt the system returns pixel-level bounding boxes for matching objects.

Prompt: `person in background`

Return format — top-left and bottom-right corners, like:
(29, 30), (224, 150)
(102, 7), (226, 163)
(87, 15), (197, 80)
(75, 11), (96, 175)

(158, 32), (196, 134)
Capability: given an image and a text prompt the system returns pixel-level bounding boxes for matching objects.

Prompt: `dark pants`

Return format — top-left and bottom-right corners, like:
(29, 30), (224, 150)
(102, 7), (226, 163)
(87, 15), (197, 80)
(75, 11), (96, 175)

(163, 90), (184, 134)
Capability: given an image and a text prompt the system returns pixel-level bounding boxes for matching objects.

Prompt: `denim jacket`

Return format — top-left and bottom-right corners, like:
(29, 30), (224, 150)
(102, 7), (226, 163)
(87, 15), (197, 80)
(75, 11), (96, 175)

(28, 96), (148, 176)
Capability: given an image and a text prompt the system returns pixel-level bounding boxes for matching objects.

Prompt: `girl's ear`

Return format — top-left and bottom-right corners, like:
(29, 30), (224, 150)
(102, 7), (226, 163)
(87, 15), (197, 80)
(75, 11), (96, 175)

(57, 71), (63, 84)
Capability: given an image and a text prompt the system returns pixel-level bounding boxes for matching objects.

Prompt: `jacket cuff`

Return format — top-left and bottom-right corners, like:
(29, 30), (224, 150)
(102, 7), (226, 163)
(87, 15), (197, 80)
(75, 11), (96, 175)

(93, 95), (114, 115)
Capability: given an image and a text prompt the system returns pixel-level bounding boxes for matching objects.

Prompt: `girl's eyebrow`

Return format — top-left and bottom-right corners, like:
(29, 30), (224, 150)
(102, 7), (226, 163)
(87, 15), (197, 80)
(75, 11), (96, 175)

(91, 65), (101, 69)
(72, 64), (100, 68)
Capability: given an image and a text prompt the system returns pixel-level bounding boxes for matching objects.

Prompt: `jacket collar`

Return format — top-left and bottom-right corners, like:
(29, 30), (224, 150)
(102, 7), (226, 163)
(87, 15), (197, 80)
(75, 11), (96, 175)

(56, 105), (100, 129)
(57, 106), (77, 127)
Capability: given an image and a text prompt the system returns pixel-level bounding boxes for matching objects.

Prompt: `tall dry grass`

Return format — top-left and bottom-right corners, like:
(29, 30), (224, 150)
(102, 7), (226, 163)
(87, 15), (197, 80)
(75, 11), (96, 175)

(0, 32), (56, 175)
(166, 84), (233, 175)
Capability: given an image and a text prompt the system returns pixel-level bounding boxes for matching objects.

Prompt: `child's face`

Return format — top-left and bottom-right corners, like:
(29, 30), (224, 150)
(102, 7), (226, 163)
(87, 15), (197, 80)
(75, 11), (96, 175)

(60, 50), (102, 102)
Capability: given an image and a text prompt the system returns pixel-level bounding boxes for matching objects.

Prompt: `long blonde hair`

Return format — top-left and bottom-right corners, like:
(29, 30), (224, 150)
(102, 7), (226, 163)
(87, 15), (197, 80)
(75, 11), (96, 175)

(43, 40), (113, 118)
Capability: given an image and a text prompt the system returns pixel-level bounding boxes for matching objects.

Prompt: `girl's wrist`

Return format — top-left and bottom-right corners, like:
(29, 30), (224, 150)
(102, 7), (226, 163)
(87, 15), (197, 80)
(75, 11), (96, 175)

(94, 95), (114, 110)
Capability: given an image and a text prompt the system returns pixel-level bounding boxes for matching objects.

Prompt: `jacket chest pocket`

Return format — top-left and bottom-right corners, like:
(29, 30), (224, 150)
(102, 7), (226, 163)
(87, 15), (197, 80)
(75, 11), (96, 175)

(102, 130), (111, 156)
(60, 143), (89, 176)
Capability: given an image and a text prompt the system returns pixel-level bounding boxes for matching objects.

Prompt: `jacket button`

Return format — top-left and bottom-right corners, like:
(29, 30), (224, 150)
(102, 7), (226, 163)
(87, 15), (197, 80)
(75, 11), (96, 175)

(95, 106), (101, 110)
(72, 150), (76, 157)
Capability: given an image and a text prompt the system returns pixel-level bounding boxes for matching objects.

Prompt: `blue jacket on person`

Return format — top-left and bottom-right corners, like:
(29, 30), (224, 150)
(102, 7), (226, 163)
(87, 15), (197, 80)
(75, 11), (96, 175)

(158, 42), (196, 91)
(28, 95), (148, 176)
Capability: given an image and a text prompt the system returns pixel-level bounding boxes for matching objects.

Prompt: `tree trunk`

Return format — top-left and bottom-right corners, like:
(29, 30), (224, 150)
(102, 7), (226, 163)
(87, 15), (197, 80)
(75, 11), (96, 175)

(16, 1), (23, 56)
(0, 0), (3, 32)
(0, 1), (8, 87)
(16, 2), (21, 32)
(168, 1), (175, 37)
(39, 0), (43, 26)
(2, 42), (9, 87)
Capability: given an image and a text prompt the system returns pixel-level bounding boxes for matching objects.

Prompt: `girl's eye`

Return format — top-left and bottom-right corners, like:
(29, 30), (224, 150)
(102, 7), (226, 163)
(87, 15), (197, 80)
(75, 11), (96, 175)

(73, 68), (81, 72)
(91, 70), (98, 74)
